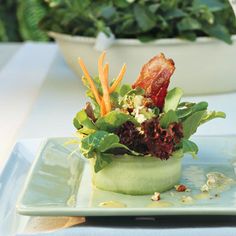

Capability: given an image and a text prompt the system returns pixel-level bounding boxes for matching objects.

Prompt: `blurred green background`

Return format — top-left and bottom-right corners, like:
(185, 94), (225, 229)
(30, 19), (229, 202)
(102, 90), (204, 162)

(0, 0), (49, 42)
(1, 0), (236, 43)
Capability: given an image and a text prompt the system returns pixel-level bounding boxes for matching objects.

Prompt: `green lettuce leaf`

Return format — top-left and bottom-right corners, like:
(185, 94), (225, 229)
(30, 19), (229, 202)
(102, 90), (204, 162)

(118, 84), (132, 97)
(73, 109), (97, 133)
(96, 110), (138, 132)
(125, 87), (145, 96)
(80, 130), (144, 172)
(177, 101), (208, 120)
(76, 127), (96, 135)
(200, 110), (226, 124)
(182, 110), (206, 138)
(94, 152), (112, 173)
(98, 133), (120, 152)
(160, 110), (179, 128)
(80, 130), (108, 157)
(181, 138), (199, 158)
(104, 142), (142, 156)
(163, 87), (183, 113)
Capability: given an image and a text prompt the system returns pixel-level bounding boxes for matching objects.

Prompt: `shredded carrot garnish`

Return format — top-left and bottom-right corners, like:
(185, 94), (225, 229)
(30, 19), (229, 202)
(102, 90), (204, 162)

(78, 51), (126, 116)
(98, 52), (111, 113)
(103, 63), (109, 85)
(100, 98), (106, 116)
(103, 64), (111, 112)
(109, 64), (126, 93)
(78, 58), (101, 105)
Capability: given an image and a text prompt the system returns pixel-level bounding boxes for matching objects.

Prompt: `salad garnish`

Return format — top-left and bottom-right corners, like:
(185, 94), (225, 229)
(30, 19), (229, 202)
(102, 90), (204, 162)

(73, 52), (225, 172)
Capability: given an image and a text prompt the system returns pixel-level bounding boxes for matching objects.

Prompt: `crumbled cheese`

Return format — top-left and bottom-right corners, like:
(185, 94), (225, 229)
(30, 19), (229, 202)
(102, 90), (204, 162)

(151, 192), (161, 201)
(135, 113), (146, 123)
(200, 172), (234, 193)
(201, 184), (209, 192)
(133, 95), (143, 108)
(181, 195), (193, 203)
(207, 177), (216, 187)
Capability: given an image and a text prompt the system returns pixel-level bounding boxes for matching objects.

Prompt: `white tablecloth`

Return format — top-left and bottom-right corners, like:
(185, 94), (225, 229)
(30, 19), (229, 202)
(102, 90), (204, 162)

(0, 42), (236, 236)
(0, 43), (57, 170)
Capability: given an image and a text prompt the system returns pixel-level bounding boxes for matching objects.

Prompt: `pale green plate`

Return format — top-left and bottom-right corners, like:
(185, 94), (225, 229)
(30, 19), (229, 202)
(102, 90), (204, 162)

(17, 136), (236, 216)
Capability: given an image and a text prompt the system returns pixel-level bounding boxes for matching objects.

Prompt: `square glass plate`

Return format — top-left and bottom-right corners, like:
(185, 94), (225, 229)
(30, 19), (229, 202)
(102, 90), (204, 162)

(16, 136), (236, 216)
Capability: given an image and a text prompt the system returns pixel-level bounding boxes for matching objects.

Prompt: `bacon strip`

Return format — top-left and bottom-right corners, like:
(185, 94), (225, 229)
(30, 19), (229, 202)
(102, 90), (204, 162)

(132, 53), (175, 109)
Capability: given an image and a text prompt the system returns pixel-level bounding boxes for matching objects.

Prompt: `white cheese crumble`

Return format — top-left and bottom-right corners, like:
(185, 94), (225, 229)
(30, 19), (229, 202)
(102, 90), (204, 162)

(151, 192), (161, 201)
(181, 195), (193, 203)
(134, 112), (146, 123)
(201, 184), (209, 192)
(200, 172), (234, 193)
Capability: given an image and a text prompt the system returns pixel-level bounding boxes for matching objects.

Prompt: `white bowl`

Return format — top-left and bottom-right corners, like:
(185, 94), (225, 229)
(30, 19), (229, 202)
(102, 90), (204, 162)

(49, 32), (236, 95)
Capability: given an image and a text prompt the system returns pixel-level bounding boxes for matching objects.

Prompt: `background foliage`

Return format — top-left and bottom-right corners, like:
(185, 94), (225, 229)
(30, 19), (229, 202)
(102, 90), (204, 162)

(0, 0), (236, 43)
(0, 0), (49, 42)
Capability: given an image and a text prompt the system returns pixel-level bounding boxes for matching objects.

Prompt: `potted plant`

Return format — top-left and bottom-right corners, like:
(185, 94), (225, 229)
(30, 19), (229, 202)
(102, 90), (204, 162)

(40, 0), (236, 95)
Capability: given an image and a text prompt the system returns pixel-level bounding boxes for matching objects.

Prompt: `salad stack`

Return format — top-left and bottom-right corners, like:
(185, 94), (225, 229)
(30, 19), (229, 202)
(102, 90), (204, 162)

(72, 52), (225, 194)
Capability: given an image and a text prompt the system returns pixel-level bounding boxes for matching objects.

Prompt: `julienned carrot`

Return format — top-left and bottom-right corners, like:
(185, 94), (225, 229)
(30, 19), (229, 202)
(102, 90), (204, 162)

(103, 63), (109, 85)
(100, 98), (106, 116)
(78, 58), (101, 106)
(98, 53), (111, 113)
(103, 63), (111, 112)
(109, 64), (126, 93)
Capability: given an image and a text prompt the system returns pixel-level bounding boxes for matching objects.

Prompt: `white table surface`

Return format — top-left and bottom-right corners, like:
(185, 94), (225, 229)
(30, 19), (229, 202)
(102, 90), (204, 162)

(0, 43), (21, 69)
(1, 42), (236, 235)
(0, 43), (57, 169)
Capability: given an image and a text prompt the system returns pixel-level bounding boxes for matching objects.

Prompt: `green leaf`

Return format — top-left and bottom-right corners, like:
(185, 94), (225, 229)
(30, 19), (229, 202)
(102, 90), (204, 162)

(80, 130), (139, 169)
(179, 31), (197, 41)
(160, 110), (178, 128)
(178, 102), (195, 108)
(152, 107), (160, 116)
(203, 24), (232, 44)
(99, 133), (120, 152)
(125, 87), (145, 96)
(182, 110), (206, 138)
(200, 111), (226, 124)
(137, 34), (157, 43)
(73, 117), (82, 130)
(148, 3), (160, 13)
(73, 109), (97, 130)
(118, 84), (132, 97)
(177, 101), (208, 119)
(177, 17), (202, 31)
(133, 4), (156, 32)
(40, 0), (236, 48)
(104, 142), (141, 156)
(94, 152), (112, 173)
(164, 9), (187, 20)
(114, 0), (130, 8)
(182, 139), (199, 158)
(80, 131), (109, 156)
(119, 87), (145, 106)
(96, 110), (138, 132)
(77, 127), (96, 135)
(193, 0), (226, 12)
(163, 87), (183, 113)
(110, 91), (120, 108)
(100, 6), (116, 19)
